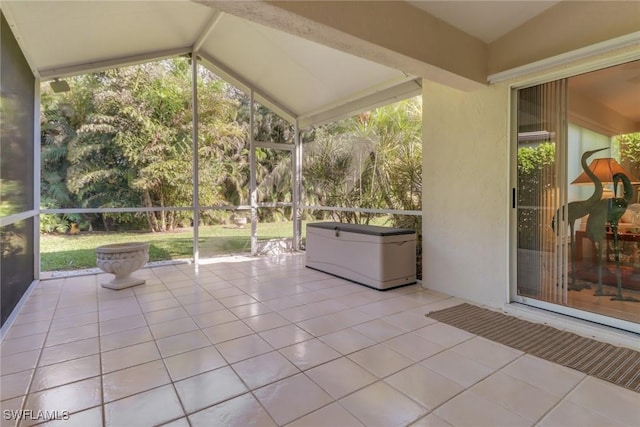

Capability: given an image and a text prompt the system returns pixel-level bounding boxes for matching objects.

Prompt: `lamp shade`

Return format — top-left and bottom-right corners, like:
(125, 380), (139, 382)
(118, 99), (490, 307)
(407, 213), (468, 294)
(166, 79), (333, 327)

(570, 157), (640, 184)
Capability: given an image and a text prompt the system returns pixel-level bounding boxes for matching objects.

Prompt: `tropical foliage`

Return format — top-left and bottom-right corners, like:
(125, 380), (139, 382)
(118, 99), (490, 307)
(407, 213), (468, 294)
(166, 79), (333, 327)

(40, 58), (422, 236)
(303, 99), (422, 231)
(615, 132), (640, 181)
(517, 142), (556, 249)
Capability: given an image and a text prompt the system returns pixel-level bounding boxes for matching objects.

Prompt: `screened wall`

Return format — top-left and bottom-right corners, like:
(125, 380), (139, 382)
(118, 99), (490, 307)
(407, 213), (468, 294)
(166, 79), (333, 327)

(37, 58), (423, 274)
(1, 12), (36, 327)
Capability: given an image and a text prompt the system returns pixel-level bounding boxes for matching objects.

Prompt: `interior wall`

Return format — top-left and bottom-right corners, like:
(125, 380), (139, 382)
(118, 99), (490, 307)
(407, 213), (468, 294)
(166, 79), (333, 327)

(421, 80), (510, 308)
(1, 12), (36, 327)
(568, 88), (639, 136)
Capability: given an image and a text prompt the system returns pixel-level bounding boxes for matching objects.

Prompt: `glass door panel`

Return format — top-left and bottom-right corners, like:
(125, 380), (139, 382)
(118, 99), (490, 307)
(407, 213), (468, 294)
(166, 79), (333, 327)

(516, 61), (640, 326)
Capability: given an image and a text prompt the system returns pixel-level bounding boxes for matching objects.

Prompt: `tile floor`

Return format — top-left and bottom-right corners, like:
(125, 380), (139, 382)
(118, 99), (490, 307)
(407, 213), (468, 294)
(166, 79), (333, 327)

(1, 254), (638, 427)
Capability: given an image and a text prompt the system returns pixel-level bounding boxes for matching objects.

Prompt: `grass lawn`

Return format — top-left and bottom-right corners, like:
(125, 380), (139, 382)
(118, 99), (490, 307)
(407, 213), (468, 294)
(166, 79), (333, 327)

(40, 221), (303, 272)
(40, 216), (397, 272)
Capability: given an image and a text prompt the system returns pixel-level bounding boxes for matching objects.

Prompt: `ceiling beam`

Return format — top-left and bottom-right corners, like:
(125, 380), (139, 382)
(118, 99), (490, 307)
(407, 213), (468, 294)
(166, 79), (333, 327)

(299, 79), (422, 129)
(298, 74), (417, 122)
(193, 10), (224, 52)
(38, 47), (192, 80)
(198, 51), (297, 123)
(1, 5), (40, 78)
(197, 0), (487, 91)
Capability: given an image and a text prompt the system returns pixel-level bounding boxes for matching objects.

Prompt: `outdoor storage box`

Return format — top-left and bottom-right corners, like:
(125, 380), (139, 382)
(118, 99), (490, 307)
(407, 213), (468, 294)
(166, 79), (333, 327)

(305, 222), (416, 290)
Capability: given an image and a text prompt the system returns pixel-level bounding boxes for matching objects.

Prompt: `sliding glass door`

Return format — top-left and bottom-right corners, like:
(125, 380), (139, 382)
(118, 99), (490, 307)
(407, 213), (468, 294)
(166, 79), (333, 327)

(515, 60), (640, 327)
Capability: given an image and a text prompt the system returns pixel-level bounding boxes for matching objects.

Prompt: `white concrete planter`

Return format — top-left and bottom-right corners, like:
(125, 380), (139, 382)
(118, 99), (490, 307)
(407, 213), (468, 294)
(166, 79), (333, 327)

(233, 216), (248, 228)
(96, 242), (149, 289)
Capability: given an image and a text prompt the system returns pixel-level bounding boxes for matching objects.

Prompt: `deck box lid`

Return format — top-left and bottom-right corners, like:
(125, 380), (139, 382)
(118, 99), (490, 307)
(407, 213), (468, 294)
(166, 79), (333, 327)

(307, 222), (415, 236)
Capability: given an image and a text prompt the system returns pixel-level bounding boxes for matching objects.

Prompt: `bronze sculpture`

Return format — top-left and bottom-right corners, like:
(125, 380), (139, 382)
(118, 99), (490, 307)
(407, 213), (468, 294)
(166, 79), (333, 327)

(585, 172), (639, 301)
(553, 148), (607, 291)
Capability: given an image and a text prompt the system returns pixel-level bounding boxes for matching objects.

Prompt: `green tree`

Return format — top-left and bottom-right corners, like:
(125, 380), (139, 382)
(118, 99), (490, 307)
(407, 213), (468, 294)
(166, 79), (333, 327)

(302, 97), (422, 227)
(517, 142), (556, 249)
(40, 74), (100, 231)
(51, 59), (247, 232)
(615, 132), (640, 181)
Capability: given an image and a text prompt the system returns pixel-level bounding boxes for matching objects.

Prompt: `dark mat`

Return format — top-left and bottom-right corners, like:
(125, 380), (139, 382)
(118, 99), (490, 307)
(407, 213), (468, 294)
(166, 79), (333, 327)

(426, 303), (640, 393)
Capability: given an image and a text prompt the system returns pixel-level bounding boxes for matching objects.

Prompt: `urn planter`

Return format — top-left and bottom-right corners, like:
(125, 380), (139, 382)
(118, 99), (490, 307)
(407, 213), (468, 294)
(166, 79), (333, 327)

(96, 242), (149, 289)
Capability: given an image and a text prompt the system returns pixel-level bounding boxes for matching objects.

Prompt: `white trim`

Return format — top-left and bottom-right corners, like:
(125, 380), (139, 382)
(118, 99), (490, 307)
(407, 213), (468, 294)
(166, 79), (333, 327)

(41, 207), (193, 214)
(200, 205), (251, 211)
(255, 141), (294, 151)
(34, 77), (41, 279)
(488, 31), (640, 84)
(1, 5), (41, 78)
(299, 80), (422, 129)
(505, 301), (640, 350)
(517, 131), (554, 142)
(197, 52), (297, 124)
(511, 295), (640, 336)
(41, 206), (261, 214)
(303, 205), (422, 216)
(298, 76), (418, 121)
(508, 86), (519, 306)
(568, 112), (623, 138)
(0, 279), (39, 342)
(0, 210), (37, 228)
(193, 10), (223, 52)
(38, 47), (192, 80)
(257, 202), (293, 208)
(249, 90), (258, 256)
(191, 52), (199, 264)
(292, 121), (302, 250)
(197, 52), (249, 94)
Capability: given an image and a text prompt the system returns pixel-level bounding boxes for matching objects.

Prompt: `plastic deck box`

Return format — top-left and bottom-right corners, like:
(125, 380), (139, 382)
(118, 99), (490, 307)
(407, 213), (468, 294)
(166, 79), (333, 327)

(305, 222), (416, 290)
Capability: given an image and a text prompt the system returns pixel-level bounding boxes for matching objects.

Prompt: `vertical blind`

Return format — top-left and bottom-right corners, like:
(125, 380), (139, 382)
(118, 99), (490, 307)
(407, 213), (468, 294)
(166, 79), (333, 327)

(516, 79), (568, 303)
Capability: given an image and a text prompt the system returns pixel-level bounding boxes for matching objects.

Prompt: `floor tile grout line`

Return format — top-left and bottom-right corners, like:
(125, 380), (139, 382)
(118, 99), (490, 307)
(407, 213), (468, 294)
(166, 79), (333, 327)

(13, 279), (63, 427)
(13, 257), (633, 427)
(94, 274), (119, 427)
(379, 349), (519, 426)
(21, 330), (443, 420)
(151, 262), (344, 425)
(133, 276), (191, 426)
(447, 353), (534, 424)
(12, 277), (107, 425)
(530, 372), (590, 426)
(171, 264), (280, 426)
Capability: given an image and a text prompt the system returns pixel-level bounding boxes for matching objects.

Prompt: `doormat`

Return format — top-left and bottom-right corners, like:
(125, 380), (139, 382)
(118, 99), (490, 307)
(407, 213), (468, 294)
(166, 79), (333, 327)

(426, 303), (640, 393)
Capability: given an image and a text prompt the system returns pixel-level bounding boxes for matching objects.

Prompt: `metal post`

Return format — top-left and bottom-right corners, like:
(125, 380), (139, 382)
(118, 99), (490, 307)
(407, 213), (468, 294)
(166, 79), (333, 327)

(191, 52), (199, 264)
(249, 90), (258, 255)
(292, 121), (303, 250)
(33, 78), (41, 279)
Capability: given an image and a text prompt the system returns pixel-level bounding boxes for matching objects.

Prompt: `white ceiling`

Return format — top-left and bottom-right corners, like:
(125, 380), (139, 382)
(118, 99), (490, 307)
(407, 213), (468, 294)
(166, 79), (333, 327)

(570, 60), (640, 123)
(407, 0), (560, 43)
(2, 0), (635, 128)
(1, 0), (420, 128)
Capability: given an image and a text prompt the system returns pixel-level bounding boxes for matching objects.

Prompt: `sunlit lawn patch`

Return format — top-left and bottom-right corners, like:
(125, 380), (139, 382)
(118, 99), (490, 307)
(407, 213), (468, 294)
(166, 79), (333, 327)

(40, 221), (301, 271)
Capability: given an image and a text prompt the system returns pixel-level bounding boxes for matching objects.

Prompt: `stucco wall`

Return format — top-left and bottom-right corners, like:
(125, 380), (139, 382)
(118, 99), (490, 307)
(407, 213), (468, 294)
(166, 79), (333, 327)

(421, 80), (510, 307)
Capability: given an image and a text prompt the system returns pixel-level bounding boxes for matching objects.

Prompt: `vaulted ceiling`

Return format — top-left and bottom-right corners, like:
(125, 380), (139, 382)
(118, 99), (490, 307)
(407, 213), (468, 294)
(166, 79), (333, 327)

(1, 0), (420, 128)
(1, 1), (637, 128)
